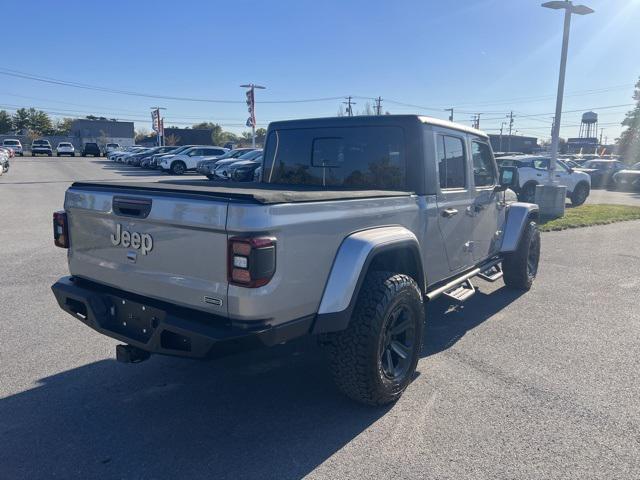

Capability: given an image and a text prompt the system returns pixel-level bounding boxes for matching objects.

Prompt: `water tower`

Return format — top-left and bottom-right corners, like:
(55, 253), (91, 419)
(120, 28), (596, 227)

(578, 111), (598, 139)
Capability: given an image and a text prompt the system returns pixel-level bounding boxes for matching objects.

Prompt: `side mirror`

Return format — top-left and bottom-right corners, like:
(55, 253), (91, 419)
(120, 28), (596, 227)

(495, 166), (518, 192)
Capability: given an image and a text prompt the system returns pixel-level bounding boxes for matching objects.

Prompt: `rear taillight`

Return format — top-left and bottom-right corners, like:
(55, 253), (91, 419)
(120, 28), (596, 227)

(228, 236), (276, 288)
(53, 211), (69, 248)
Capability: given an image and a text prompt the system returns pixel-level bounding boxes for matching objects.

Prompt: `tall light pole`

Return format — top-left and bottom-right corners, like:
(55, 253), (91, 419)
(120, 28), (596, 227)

(537, 0), (593, 218)
(241, 84), (266, 147)
(543, 1), (594, 182)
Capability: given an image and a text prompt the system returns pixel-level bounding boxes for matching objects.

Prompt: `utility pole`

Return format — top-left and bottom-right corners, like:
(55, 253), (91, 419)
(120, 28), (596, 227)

(551, 116), (556, 139)
(543, 0), (594, 185)
(375, 97), (383, 115)
(599, 128), (603, 145)
(499, 122), (505, 152)
(473, 113), (481, 129)
(444, 108), (454, 122)
(150, 107), (166, 146)
(343, 96), (356, 117)
(241, 83), (266, 147)
(507, 111), (514, 152)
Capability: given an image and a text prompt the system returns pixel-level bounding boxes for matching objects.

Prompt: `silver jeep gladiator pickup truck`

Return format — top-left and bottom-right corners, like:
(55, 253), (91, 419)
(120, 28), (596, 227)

(51, 115), (540, 405)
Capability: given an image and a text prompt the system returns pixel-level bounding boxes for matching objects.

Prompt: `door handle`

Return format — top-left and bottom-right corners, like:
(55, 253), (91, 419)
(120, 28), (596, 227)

(441, 208), (459, 218)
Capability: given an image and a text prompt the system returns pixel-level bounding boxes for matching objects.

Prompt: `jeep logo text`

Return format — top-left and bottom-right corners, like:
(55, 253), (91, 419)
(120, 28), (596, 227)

(110, 223), (153, 255)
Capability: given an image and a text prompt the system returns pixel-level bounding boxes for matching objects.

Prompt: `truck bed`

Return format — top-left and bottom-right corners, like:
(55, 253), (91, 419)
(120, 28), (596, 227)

(70, 179), (412, 205)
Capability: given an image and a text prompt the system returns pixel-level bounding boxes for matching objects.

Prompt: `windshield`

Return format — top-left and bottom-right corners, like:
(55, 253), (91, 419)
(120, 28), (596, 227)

(4, 140), (19, 145)
(236, 150), (263, 160)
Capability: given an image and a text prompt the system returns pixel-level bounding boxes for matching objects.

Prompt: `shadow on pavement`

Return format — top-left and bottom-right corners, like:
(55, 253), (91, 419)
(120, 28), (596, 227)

(0, 285), (523, 479)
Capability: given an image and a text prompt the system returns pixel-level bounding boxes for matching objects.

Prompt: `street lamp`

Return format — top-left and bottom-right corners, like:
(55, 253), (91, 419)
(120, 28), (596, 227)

(240, 84), (266, 148)
(538, 0), (593, 217)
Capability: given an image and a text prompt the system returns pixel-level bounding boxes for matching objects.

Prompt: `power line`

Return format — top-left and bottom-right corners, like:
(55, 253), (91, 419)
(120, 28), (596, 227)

(0, 68), (343, 104)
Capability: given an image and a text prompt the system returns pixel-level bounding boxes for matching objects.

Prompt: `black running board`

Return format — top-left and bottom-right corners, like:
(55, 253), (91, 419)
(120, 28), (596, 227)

(426, 258), (501, 302)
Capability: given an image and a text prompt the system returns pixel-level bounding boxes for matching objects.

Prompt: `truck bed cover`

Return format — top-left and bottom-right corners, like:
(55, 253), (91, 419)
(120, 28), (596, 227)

(70, 180), (412, 204)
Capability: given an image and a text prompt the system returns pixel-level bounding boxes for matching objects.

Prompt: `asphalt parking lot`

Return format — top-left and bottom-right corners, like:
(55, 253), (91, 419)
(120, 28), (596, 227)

(1, 156), (639, 479)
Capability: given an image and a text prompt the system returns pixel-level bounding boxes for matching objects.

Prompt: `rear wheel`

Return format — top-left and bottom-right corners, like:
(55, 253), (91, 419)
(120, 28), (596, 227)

(322, 271), (424, 405)
(503, 220), (540, 291)
(570, 182), (589, 206)
(170, 161), (186, 175)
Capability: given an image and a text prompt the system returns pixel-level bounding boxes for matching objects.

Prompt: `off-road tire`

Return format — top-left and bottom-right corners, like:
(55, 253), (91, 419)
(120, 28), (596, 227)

(170, 161), (186, 175)
(322, 271), (424, 406)
(503, 220), (540, 291)
(570, 182), (589, 206)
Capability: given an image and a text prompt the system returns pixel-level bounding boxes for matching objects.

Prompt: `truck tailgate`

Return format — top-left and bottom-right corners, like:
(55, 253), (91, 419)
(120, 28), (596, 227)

(64, 186), (228, 315)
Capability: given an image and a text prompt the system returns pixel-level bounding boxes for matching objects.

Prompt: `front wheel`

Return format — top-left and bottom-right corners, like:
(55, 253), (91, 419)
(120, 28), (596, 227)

(503, 220), (540, 291)
(322, 271), (424, 406)
(570, 182), (589, 206)
(170, 161), (186, 175)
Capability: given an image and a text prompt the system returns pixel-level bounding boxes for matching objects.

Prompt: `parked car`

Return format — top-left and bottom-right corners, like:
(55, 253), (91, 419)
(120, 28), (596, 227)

(158, 146), (228, 175)
(611, 162), (640, 191)
(575, 159), (626, 188)
(123, 148), (153, 166)
(113, 146), (146, 163)
(51, 114), (541, 405)
(497, 155), (591, 205)
(196, 148), (257, 178)
(0, 148), (10, 174)
(229, 154), (263, 182)
(2, 138), (23, 156)
(82, 142), (101, 157)
(212, 150), (263, 180)
(0, 146), (14, 158)
(103, 143), (121, 156)
(146, 145), (197, 169)
(137, 146), (181, 168)
(31, 139), (53, 156)
(56, 142), (75, 157)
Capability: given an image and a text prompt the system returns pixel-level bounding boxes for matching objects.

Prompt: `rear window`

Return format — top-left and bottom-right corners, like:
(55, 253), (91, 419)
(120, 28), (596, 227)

(4, 140), (19, 145)
(262, 126), (406, 189)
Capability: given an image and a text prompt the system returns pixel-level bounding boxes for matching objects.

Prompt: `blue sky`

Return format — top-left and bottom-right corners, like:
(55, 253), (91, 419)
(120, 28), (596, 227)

(1, 0), (639, 142)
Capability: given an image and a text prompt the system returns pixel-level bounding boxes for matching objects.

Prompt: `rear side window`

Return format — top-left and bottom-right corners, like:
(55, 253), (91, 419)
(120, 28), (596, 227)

(263, 126), (406, 190)
(437, 135), (466, 189)
(471, 141), (496, 187)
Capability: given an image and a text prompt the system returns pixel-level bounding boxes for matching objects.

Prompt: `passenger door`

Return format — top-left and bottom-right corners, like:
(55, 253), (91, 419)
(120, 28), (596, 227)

(469, 139), (502, 261)
(435, 132), (475, 272)
(553, 160), (574, 191)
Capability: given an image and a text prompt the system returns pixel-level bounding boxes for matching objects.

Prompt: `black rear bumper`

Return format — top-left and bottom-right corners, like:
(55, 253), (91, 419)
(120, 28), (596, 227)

(51, 276), (313, 359)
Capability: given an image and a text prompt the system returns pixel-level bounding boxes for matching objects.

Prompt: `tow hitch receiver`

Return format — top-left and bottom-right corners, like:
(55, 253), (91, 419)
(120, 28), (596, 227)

(116, 344), (151, 363)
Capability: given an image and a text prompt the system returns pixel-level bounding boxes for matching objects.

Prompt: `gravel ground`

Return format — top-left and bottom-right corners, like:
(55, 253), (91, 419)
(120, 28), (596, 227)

(1, 156), (639, 479)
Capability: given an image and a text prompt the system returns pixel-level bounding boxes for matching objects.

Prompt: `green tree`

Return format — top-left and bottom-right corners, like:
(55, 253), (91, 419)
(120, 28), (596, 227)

(255, 128), (267, 145)
(12, 108), (30, 131)
(0, 110), (13, 133)
(52, 117), (74, 135)
(27, 108), (54, 135)
(617, 78), (640, 165)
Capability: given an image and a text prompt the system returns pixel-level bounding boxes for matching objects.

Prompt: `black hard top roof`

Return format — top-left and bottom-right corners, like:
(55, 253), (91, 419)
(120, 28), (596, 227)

(267, 114), (488, 139)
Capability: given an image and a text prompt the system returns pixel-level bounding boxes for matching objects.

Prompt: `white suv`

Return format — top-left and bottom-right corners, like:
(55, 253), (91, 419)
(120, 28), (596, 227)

(498, 155), (591, 206)
(2, 139), (23, 156)
(56, 142), (75, 157)
(159, 146), (228, 175)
